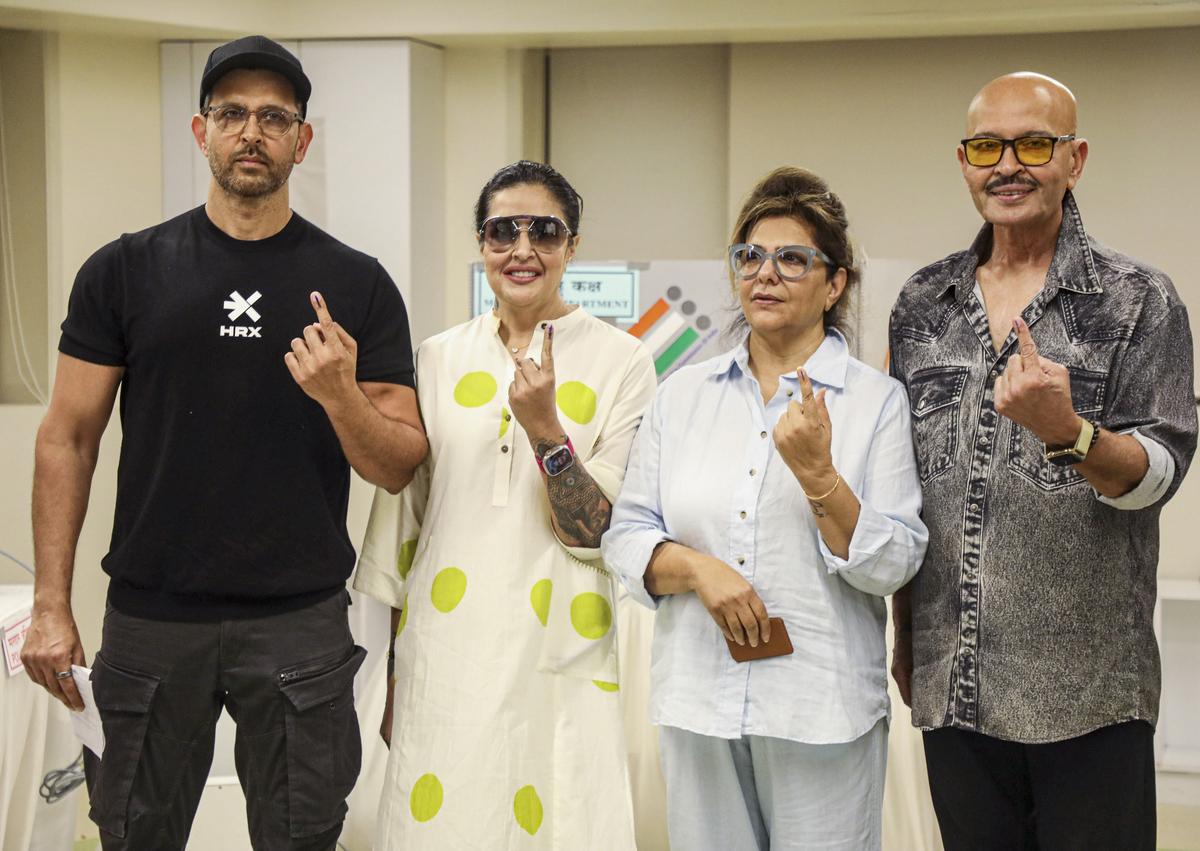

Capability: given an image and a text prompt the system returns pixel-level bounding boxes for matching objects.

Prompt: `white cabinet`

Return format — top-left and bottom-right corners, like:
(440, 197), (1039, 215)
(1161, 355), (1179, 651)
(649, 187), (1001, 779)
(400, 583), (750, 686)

(1156, 578), (1200, 774)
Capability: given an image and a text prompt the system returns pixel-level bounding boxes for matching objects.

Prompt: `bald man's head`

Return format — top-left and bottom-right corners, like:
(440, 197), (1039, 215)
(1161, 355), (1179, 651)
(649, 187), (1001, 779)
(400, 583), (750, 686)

(957, 71), (1088, 233)
(967, 72), (1078, 136)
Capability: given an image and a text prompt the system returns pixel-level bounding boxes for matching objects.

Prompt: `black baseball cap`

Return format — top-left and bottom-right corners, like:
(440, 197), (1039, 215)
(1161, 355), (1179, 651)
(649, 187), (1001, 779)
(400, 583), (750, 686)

(200, 35), (312, 117)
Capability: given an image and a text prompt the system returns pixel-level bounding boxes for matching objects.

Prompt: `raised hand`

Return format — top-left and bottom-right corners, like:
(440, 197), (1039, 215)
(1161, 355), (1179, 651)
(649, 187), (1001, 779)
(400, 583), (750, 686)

(509, 324), (563, 443)
(284, 291), (360, 409)
(994, 317), (1081, 446)
(774, 368), (837, 493)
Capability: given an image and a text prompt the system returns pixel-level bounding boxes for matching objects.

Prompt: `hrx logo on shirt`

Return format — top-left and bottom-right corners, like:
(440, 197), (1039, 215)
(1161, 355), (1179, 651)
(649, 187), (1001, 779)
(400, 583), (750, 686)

(220, 290), (262, 337)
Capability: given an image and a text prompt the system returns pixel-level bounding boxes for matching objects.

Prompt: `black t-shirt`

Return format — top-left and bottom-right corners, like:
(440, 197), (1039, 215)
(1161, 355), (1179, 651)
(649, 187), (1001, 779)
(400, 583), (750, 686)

(60, 206), (414, 620)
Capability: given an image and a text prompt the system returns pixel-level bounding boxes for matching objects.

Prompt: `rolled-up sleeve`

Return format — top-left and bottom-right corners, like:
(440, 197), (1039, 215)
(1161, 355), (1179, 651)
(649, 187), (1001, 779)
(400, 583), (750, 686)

(1097, 301), (1196, 509)
(601, 394), (670, 610)
(817, 385), (928, 596)
(1096, 429), (1175, 510)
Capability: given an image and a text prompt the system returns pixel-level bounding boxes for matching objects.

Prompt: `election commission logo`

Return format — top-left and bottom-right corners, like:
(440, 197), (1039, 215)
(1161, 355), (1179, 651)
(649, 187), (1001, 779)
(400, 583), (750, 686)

(220, 290), (262, 337)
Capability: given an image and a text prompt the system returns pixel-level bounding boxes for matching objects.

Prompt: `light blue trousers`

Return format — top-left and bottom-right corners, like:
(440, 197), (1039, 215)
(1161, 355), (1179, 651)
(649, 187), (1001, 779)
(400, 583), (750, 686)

(658, 719), (887, 851)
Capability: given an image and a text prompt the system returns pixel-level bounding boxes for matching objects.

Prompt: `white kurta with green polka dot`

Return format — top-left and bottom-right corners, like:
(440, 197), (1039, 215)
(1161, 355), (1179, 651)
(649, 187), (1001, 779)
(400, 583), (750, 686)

(355, 307), (657, 850)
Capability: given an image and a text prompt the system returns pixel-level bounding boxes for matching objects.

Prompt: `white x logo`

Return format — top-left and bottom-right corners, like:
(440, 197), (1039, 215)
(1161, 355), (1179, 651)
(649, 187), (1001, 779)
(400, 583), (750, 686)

(223, 290), (262, 323)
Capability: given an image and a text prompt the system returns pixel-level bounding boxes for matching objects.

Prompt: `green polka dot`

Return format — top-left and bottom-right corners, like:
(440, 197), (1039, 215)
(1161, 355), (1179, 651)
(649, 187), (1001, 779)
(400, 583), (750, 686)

(454, 371), (497, 407)
(410, 773), (443, 822)
(593, 680), (619, 692)
(513, 785), (544, 836)
(556, 381), (597, 425)
(570, 592), (612, 640)
(530, 579), (552, 627)
(397, 538), (418, 579)
(431, 567), (467, 613)
(396, 595), (409, 636)
(499, 406), (511, 438)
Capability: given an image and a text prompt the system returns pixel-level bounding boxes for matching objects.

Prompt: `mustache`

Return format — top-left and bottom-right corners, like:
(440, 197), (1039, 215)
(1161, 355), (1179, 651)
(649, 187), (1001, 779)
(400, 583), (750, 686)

(986, 175), (1038, 192)
(232, 145), (271, 163)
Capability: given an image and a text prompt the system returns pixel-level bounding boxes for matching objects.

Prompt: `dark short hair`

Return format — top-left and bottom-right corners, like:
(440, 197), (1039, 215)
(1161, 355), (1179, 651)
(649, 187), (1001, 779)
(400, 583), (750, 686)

(473, 161), (583, 235)
(729, 166), (861, 337)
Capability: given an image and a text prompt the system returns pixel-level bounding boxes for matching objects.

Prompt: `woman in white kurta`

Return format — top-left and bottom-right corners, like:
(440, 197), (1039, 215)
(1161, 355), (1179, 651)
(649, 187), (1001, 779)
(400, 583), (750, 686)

(354, 161), (656, 850)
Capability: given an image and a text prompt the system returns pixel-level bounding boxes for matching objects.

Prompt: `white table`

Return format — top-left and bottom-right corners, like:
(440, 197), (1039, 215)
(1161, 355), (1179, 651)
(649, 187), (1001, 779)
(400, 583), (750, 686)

(0, 585), (80, 850)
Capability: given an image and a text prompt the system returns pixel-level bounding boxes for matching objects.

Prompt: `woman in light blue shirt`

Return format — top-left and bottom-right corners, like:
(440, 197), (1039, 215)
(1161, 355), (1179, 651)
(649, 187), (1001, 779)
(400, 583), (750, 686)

(602, 166), (928, 850)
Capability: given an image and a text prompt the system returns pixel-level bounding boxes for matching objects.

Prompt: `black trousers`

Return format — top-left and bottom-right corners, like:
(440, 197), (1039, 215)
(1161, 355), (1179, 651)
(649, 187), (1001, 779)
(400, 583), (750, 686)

(923, 721), (1156, 851)
(84, 591), (366, 851)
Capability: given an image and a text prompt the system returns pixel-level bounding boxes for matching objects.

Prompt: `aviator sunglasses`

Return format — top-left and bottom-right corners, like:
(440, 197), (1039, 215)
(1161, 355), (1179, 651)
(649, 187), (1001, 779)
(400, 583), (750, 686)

(960, 134), (1075, 167)
(478, 215), (573, 253)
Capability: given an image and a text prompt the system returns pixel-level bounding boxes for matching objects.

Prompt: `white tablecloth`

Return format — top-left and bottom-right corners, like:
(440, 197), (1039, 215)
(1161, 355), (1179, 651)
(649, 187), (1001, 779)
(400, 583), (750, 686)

(0, 585), (82, 851)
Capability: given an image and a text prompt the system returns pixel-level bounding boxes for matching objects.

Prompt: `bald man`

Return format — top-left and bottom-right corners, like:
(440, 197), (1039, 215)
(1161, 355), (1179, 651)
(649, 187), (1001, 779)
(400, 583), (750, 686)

(887, 73), (1195, 849)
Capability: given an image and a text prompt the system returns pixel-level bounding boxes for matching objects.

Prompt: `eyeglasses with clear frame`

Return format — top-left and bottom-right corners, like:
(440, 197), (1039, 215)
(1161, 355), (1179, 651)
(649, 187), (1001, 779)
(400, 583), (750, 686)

(202, 104), (303, 139)
(478, 215), (573, 253)
(960, 134), (1076, 167)
(728, 243), (836, 282)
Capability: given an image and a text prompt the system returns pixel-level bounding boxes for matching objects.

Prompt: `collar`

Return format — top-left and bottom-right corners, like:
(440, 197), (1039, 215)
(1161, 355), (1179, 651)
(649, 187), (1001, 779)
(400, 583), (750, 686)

(710, 328), (850, 390)
(487, 302), (587, 336)
(937, 191), (1104, 302)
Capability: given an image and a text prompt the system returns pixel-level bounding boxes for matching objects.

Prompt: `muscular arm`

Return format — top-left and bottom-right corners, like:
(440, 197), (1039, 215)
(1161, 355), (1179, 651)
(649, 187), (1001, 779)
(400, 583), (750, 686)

(285, 293), (428, 493)
(325, 381), (428, 494)
(530, 430), (611, 549)
(22, 354), (122, 710)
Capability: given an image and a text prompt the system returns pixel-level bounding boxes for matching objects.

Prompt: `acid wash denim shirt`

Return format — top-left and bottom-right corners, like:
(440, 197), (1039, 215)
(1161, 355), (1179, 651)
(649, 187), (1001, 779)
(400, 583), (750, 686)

(888, 191), (1197, 743)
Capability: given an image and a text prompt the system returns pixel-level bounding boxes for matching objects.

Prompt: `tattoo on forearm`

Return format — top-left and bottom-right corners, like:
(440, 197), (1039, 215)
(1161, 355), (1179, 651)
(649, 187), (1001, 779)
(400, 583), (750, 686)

(809, 501), (828, 518)
(536, 436), (611, 548)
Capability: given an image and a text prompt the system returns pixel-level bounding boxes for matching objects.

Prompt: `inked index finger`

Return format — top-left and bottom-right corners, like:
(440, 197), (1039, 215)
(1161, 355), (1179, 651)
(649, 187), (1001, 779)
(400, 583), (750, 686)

(540, 323), (554, 371)
(1014, 317), (1038, 368)
(310, 291), (334, 330)
(797, 368), (815, 402)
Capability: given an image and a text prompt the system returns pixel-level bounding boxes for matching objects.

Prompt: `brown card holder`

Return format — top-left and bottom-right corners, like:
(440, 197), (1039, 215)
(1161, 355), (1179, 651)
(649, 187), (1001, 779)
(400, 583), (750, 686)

(725, 617), (794, 662)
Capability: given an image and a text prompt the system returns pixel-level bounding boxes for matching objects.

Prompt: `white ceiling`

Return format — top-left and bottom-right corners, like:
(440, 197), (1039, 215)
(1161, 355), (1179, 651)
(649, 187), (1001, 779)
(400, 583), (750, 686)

(2, 0), (1198, 46)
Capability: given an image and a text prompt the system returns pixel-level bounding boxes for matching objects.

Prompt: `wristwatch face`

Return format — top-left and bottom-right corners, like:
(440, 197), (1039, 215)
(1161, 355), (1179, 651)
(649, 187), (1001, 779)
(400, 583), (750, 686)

(542, 445), (575, 476)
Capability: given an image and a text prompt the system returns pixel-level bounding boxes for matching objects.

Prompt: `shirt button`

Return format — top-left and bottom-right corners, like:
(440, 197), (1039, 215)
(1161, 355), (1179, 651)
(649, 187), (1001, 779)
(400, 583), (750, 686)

(739, 511), (747, 519)
(760, 431), (767, 439)
(737, 557), (745, 566)
(787, 390), (794, 397)
(969, 503), (979, 513)
(749, 468), (757, 477)
(980, 435), (989, 445)
(504, 412), (512, 421)
(501, 445), (509, 454)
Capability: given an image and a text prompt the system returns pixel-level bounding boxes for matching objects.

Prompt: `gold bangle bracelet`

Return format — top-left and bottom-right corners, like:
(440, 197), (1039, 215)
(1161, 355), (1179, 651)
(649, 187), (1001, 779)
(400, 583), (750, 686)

(803, 472), (841, 502)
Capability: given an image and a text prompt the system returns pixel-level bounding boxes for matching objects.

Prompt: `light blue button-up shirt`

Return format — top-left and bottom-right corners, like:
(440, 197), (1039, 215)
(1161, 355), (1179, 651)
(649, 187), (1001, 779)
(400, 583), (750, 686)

(602, 330), (928, 744)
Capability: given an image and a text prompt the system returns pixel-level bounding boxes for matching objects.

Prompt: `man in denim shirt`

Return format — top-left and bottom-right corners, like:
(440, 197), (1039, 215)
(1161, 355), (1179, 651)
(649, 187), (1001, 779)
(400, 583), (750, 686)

(888, 72), (1196, 849)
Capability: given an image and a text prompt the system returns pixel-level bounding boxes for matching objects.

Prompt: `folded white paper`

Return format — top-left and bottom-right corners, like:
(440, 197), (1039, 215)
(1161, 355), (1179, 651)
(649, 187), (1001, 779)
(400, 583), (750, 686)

(70, 665), (104, 759)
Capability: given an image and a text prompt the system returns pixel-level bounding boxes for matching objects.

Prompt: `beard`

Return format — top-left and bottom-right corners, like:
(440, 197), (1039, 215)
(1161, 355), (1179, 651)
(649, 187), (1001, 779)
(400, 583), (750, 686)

(208, 143), (294, 198)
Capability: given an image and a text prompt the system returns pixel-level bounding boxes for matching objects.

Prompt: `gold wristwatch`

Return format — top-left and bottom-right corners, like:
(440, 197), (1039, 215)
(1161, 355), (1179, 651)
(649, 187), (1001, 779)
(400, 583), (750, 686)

(1043, 418), (1099, 466)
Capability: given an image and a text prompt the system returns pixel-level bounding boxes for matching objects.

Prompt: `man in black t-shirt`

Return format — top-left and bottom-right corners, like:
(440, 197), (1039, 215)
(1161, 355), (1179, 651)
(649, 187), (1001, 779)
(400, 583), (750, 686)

(21, 36), (428, 850)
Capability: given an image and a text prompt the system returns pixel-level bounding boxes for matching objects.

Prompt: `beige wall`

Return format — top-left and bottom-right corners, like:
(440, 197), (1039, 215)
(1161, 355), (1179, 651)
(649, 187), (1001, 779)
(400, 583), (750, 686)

(0, 31), (161, 648)
(549, 44), (730, 262)
(441, 47), (545, 327)
(0, 30), (49, 404)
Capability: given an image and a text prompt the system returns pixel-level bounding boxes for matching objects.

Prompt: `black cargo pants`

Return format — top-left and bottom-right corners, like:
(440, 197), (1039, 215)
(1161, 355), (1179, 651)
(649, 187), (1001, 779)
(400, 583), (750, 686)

(84, 591), (366, 850)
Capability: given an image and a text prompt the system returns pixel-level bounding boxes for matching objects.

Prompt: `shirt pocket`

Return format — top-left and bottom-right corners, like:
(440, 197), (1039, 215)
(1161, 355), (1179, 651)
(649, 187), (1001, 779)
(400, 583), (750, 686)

(906, 365), (969, 486)
(1007, 366), (1108, 490)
